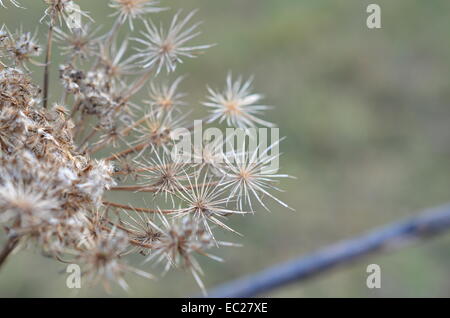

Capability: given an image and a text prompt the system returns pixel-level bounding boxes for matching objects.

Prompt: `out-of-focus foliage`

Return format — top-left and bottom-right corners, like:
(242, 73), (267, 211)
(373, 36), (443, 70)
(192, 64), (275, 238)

(1, 0), (450, 297)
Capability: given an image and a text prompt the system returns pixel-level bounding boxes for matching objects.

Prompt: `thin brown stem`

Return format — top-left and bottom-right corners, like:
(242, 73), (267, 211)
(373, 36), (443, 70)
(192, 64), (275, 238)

(104, 142), (149, 161)
(86, 114), (148, 155)
(123, 71), (153, 101)
(112, 165), (162, 176)
(99, 223), (155, 249)
(86, 139), (112, 155)
(0, 236), (19, 271)
(120, 115), (150, 137)
(110, 185), (159, 192)
(70, 100), (81, 119)
(129, 239), (155, 250)
(102, 201), (175, 214)
(105, 220), (134, 234)
(109, 182), (219, 192)
(73, 115), (87, 141)
(77, 126), (99, 152)
(42, 18), (55, 109)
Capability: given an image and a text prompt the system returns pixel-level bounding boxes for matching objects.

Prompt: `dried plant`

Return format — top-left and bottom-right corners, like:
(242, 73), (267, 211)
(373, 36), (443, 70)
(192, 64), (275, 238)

(0, 0), (292, 294)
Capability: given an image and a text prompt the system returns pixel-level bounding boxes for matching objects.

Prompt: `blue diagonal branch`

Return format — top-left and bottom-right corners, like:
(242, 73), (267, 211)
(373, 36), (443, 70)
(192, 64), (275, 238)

(206, 203), (450, 298)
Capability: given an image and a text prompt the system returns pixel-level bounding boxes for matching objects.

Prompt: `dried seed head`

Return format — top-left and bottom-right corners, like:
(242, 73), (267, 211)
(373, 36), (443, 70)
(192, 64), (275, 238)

(76, 227), (153, 291)
(137, 150), (189, 199)
(0, 67), (40, 108)
(0, 1), (291, 294)
(135, 109), (187, 149)
(145, 76), (187, 115)
(3, 29), (41, 68)
(132, 10), (213, 73)
(174, 174), (248, 236)
(98, 39), (137, 83)
(54, 24), (99, 60)
(119, 211), (161, 255)
(77, 160), (116, 206)
(0, 179), (60, 230)
(42, 0), (92, 29)
(144, 214), (225, 292)
(222, 139), (294, 211)
(109, 0), (167, 30)
(204, 73), (274, 128)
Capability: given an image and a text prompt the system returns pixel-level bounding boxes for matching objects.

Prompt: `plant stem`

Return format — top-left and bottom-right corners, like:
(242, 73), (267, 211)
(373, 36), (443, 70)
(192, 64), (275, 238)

(0, 236), (19, 271)
(110, 185), (159, 192)
(102, 201), (175, 214)
(104, 142), (149, 161)
(77, 126), (99, 152)
(123, 71), (153, 101)
(110, 182), (219, 192)
(42, 18), (55, 109)
(206, 203), (450, 298)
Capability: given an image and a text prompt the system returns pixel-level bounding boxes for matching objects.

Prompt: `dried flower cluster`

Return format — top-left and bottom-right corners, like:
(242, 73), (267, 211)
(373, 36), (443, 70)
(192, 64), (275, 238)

(0, 0), (291, 293)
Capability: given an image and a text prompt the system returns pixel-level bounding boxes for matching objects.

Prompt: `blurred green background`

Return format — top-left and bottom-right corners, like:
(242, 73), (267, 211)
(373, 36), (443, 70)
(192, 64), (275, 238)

(1, 0), (450, 297)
